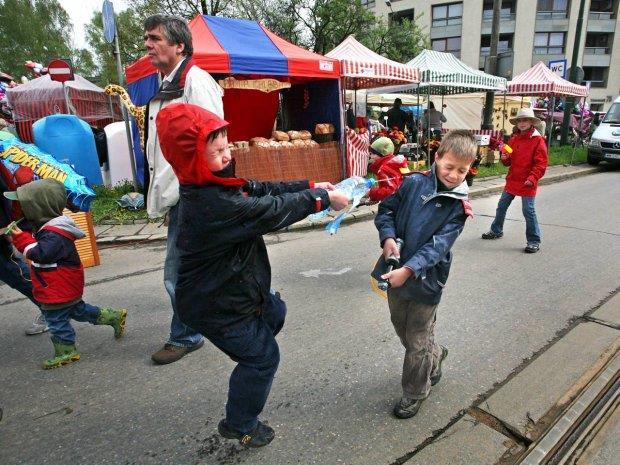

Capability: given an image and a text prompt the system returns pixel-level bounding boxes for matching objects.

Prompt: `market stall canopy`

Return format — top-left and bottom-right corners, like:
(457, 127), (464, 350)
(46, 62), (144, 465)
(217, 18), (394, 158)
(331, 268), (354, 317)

(325, 35), (419, 89)
(126, 15), (340, 85)
(6, 74), (122, 142)
(368, 50), (507, 95)
(507, 61), (588, 97)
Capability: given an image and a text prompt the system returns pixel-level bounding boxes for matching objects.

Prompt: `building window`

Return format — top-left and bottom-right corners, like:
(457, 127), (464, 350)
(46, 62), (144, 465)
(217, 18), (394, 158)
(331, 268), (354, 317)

(589, 1), (615, 20)
(390, 8), (415, 24)
(590, 101), (604, 111)
(480, 34), (514, 55)
(536, 0), (568, 19)
(583, 66), (608, 87)
(482, 0), (517, 21)
(432, 2), (463, 27)
(585, 32), (612, 54)
(534, 32), (565, 54)
(360, 0), (376, 9)
(432, 36), (461, 58)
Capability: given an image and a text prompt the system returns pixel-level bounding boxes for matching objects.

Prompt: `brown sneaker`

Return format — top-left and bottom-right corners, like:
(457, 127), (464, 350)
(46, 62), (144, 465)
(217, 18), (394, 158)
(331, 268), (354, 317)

(151, 340), (204, 365)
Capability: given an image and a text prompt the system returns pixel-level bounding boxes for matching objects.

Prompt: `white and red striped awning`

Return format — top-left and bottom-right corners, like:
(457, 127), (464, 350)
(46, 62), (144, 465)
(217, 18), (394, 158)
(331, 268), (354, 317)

(326, 36), (419, 90)
(507, 61), (588, 97)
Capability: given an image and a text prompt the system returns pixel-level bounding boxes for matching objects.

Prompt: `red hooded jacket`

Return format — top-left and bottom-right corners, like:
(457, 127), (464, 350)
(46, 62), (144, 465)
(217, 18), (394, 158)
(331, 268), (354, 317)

(503, 127), (548, 197)
(368, 154), (408, 201)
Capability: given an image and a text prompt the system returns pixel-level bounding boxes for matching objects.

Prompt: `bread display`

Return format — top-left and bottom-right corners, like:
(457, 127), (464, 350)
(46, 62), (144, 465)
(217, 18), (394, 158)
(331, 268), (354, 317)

(272, 130), (290, 141)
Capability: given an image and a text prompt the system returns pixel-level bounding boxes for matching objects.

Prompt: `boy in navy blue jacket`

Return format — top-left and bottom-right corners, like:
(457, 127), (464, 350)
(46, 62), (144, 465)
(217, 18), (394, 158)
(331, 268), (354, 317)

(372, 130), (477, 419)
(5, 179), (127, 369)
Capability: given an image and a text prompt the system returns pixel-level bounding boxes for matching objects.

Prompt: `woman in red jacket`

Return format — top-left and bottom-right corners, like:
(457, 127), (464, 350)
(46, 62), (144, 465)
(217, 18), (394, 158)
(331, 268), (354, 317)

(482, 108), (548, 253)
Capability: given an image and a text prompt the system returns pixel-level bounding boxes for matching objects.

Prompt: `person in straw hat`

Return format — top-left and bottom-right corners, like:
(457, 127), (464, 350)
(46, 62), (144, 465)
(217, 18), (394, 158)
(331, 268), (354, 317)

(481, 107), (548, 253)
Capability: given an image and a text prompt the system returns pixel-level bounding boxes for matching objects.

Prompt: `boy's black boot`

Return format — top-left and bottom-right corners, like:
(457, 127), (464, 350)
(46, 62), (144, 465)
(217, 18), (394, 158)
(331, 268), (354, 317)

(430, 345), (449, 386)
(393, 397), (425, 419)
(218, 419), (275, 447)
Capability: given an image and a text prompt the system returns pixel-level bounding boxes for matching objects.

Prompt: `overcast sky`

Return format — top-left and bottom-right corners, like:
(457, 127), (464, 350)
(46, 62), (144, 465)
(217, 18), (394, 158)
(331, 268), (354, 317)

(59, 0), (128, 49)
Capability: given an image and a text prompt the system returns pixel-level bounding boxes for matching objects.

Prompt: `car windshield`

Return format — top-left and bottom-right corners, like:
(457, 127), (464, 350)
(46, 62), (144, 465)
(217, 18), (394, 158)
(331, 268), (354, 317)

(602, 103), (620, 123)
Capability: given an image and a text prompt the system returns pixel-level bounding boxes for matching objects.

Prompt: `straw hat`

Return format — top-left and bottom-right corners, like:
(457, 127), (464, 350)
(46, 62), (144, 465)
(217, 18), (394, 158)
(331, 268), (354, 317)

(509, 107), (541, 125)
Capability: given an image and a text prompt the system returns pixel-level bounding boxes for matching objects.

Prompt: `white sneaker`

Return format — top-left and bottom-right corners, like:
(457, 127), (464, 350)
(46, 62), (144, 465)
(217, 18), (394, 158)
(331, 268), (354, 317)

(25, 313), (48, 335)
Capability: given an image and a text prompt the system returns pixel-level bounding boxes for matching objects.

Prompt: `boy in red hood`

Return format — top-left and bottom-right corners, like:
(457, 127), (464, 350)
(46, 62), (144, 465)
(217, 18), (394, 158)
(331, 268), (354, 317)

(367, 136), (410, 202)
(156, 103), (348, 447)
(482, 108), (548, 253)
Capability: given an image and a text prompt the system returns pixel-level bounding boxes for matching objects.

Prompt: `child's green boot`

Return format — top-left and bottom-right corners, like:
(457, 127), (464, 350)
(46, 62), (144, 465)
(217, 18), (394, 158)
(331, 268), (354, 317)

(43, 339), (80, 370)
(96, 308), (128, 338)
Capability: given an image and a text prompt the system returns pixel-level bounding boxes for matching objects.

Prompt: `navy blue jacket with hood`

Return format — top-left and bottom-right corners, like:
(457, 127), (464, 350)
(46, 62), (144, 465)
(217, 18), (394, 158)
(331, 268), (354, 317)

(372, 166), (472, 305)
(156, 103), (332, 333)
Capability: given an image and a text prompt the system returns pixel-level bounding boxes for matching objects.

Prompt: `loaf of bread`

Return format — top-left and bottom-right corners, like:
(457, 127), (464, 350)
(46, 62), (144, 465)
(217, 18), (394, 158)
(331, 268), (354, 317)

(272, 130), (290, 141)
(315, 123), (335, 134)
(299, 130), (312, 140)
(287, 130), (301, 140)
(280, 140), (294, 147)
(250, 137), (269, 146)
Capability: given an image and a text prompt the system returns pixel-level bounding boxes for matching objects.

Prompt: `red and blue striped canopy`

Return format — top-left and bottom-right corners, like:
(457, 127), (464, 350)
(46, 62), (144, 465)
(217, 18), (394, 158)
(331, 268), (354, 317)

(126, 15), (341, 84)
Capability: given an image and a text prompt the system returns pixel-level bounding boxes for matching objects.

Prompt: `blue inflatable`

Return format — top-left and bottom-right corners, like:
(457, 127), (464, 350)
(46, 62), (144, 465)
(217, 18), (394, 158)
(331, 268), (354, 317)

(0, 137), (95, 211)
(33, 114), (103, 186)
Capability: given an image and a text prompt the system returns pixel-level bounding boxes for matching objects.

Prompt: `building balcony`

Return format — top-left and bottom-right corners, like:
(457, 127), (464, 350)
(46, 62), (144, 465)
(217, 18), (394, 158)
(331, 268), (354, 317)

(582, 52), (611, 67)
(535, 18), (570, 33)
(587, 14), (617, 33)
(481, 19), (516, 35)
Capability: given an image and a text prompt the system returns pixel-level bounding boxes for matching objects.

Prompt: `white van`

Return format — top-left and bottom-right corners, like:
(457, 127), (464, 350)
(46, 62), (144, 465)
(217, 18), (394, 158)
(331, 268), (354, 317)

(588, 96), (620, 165)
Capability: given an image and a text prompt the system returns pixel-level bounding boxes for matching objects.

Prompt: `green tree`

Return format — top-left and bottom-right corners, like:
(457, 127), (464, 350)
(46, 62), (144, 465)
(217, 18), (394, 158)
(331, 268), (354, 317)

(361, 16), (430, 63)
(85, 8), (146, 86)
(0, 0), (75, 79)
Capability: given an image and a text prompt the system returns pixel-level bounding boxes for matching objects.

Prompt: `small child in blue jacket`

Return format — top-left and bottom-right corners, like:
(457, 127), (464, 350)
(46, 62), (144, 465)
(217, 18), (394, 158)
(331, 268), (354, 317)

(5, 178), (127, 369)
(372, 129), (477, 419)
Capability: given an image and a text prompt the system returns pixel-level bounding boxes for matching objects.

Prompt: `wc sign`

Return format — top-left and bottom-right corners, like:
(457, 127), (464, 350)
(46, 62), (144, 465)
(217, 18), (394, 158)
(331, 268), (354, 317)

(549, 59), (567, 79)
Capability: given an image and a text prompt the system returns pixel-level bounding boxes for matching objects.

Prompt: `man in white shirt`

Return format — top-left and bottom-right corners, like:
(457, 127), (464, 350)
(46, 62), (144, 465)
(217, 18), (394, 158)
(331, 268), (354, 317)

(142, 14), (224, 364)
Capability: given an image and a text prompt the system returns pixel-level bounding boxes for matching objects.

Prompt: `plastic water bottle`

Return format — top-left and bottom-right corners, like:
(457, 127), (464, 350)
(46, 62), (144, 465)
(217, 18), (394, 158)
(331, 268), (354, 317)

(308, 176), (376, 222)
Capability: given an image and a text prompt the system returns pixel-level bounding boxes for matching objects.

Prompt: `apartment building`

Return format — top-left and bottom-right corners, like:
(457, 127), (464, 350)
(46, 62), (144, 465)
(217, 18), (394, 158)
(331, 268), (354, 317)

(366, 0), (620, 110)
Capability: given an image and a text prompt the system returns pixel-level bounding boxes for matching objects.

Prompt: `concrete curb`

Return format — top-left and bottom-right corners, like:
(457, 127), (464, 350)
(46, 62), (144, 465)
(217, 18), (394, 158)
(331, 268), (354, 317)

(96, 166), (600, 246)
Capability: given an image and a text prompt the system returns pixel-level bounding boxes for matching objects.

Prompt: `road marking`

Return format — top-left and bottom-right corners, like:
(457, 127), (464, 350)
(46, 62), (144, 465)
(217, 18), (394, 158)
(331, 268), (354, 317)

(299, 267), (352, 278)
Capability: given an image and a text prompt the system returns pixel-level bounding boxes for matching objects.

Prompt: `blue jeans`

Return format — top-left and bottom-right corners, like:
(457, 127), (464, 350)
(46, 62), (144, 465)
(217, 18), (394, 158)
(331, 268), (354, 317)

(164, 204), (204, 348)
(203, 291), (287, 433)
(491, 191), (541, 244)
(0, 249), (39, 307)
(42, 301), (101, 345)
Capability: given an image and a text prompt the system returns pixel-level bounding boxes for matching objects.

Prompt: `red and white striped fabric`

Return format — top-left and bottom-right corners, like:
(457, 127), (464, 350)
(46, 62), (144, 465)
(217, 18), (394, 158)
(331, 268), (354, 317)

(508, 61), (588, 97)
(326, 36), (420, 89)
(346, 128), (369, 177)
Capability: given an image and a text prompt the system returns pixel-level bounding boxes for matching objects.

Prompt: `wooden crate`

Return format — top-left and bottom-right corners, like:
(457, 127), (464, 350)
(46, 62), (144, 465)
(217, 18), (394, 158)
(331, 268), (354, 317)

(63, 210), (100, 268)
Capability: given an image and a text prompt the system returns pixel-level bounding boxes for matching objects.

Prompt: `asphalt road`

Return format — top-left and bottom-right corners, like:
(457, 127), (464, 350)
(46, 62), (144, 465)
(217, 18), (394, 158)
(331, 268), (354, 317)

(1, 170), (619, 465)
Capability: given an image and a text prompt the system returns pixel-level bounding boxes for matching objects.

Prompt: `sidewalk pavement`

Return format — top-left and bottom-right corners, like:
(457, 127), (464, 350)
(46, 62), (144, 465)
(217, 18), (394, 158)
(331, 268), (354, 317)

(95, 164), (599, 245)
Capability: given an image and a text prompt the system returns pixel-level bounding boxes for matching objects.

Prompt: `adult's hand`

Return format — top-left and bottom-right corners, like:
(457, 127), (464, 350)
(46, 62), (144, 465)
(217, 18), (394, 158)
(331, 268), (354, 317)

(524, 179), (534, 187)
(327, 191), (349, 210)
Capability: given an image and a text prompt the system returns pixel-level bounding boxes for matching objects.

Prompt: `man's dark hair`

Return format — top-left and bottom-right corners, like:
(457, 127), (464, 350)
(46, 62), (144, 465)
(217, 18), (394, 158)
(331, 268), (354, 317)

(394, 98), (402, 107)
(144, 14), (193, 56)
(207, 127), (227, 143)
(429, 101), (436, 110)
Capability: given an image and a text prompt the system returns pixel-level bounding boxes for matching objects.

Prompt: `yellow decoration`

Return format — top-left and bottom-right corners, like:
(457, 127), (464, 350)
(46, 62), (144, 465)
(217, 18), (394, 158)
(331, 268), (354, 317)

(105, 85), (146, 147)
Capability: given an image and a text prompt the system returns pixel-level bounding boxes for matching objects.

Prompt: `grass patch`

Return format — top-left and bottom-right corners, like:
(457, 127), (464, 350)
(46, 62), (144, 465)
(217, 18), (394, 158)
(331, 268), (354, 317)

(477, 146), (587, 179)
(91, 182), (151, 224)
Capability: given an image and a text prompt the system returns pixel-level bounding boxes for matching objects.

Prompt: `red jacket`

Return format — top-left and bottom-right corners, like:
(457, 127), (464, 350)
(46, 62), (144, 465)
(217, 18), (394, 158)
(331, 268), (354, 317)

(503, 128), (548, 197)
(368, 155), (408, 201)
(12, 216), (85, 305)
